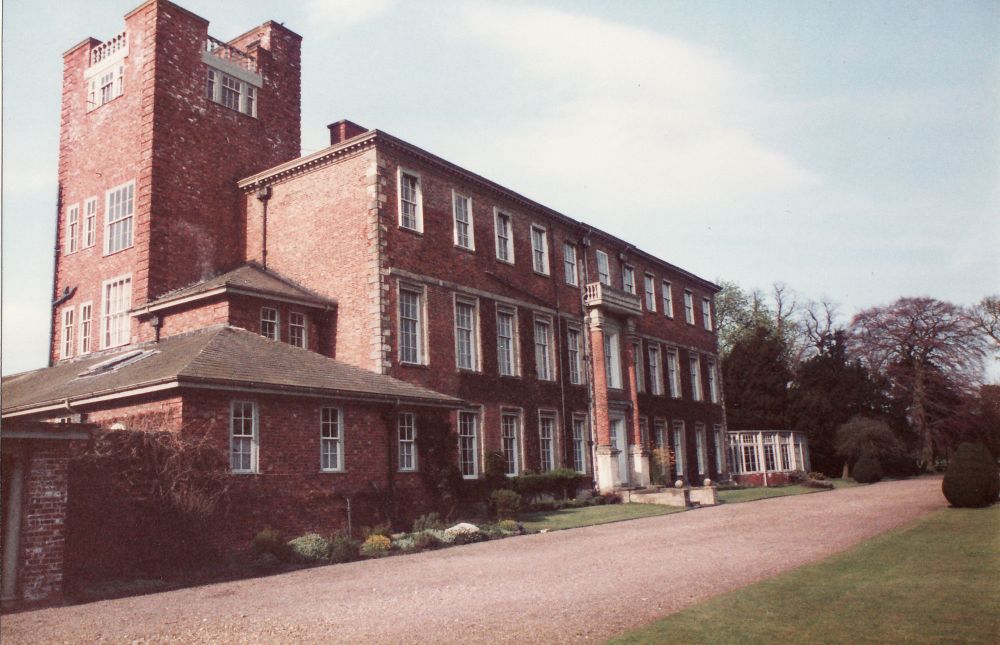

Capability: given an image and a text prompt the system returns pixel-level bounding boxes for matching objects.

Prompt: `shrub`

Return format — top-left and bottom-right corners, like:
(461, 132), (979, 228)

(498, 519), (520, 534)
(444, 522), (483, 545)
(425, 529), (455, 545)
(252, 528), (289, 560)
(942, 442), (1000, 508)
(836, 416), (903, 473)
(360, 534), (392, 557)
(287, 533), (332, 562)
(411, 531), (439, 550)
(601, 492), (622, 505)
(807, 471), (827, 481)
(787, 470), (807, 484)
(802, 479), (834, 489)
(528, 498), (560, 512)
(361, 522), (393, 540)
(490, 489), (522, 519)
(411, 512), (445, 532)
(393, 536), (417, 551)
(852, 451), (883, 484)
(329, 533), (359, 563)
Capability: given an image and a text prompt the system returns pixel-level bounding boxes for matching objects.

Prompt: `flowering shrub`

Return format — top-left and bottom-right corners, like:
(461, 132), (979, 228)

(498, 519), (520, 534)
(360, 534), (392, 557)
(287, 533), (332, 561)
(445, 522), (483, 545)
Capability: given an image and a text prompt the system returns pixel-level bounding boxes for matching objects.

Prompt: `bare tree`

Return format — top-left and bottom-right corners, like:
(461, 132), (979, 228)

(970, 295), (1000, 353)
(850, 297), (989, 468)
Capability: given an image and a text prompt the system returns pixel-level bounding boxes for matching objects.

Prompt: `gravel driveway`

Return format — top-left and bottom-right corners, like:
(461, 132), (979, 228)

(2, 476), (945, 644)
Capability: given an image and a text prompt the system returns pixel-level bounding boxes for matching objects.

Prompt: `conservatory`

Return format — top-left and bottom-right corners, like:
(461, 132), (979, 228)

(728, 430), (811, 486)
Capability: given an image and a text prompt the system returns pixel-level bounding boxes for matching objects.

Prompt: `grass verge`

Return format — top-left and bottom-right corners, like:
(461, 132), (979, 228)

(520, 503), (684, 531)
(609, 505), (1000, 645)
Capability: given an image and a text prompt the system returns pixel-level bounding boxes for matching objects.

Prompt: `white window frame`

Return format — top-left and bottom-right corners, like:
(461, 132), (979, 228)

(690, 354), (703, 401)
(596, 250), (611, 286)
(83, 198), (97, 248)
(397, 168), (423, 232)
(696, 424), (707, 476)
(260, 307), (279, 341)
(204, 66), (258, 117)
(703, 297), (713, 330)
(101, 274), (132, 349)
(673, 421), (686, 479)
(572, 414), (588, 474)
(78, 301), (93, 355)
(494, 209), (514, 263)
(563, 242), (578, 286)
(61, 307), (75, 359)
(398, 412), (417, 472)
(538, 411), (557, 473)
(648, 344), (664, 396)
(707, 358), (719, 403)
(604, 327), (623, 389)
(454, 295), (480, 371)
(458, 410), (480, 479)
(530, 224), (550, 275)
(644, 274), (656, 311)
(230, 400), (259, 474)
(452, 191), (474, 250)
(684, 290), (695, 324)
(87, 61), (125, 111)
(666, 349), (681, 398)
(622, 264), (636, 295)
(66, 204), (80, 254)
(104, 180), (135, 255)
(567, 325), (584, 385)
(496, 305), (519, 377)
(714, 424), (725, 474)
(501, 409), (521, 477)
(662, 281), (674, 318)
(398, 283), (426, 365)
(633, 341), (644, 393)
(533, 315), (555, 381)
(289, 311), (307, 348)
(320, 406), (344, 472)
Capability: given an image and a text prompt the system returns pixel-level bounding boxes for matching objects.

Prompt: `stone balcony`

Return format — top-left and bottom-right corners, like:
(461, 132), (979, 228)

(583, 282), (643, 317)
(89, 31), (127, 67)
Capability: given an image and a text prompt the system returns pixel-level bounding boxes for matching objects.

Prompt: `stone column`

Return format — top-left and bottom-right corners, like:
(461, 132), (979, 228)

(587, 310), (617, 493)
(624, 321), (650, 487)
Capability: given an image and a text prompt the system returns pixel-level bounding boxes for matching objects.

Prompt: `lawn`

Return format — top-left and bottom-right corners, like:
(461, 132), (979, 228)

(520, 503), (685, 531)
(718, 478), (859, 504)
(609, 505), (1000, 644)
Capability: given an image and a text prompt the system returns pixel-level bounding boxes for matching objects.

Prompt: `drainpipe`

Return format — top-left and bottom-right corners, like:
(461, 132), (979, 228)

(47, 185), (64, 367)
(256, 185), (272, 269)
(1, 449), (27, 604)
(547, 228), (570, 471)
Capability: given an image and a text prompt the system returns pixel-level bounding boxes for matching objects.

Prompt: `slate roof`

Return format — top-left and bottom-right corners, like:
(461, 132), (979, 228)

(137, 263), (333, 312)
(2, 326), (462, 415)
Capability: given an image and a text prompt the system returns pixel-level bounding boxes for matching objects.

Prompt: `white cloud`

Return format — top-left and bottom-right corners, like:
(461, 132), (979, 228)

(304, 0), (398, 29)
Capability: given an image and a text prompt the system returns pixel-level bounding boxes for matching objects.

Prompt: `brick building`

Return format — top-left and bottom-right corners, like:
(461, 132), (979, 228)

(2, 0), (728, 597)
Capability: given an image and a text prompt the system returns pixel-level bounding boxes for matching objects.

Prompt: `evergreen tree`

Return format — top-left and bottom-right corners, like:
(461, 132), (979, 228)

(722, 325), (791, 429)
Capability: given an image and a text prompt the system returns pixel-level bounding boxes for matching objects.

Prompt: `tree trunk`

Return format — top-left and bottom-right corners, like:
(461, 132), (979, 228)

(913, 359), (933, 471)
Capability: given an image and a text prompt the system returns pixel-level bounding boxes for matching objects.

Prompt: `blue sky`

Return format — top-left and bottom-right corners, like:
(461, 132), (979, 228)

(3, 0), (998, 376)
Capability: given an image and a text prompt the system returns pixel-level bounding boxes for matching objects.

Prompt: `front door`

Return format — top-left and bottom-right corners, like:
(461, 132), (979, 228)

(610, 416), (628, 486)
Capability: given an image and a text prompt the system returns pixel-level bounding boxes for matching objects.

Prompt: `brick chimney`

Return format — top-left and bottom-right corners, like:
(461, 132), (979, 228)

(327, 119), (368, 145)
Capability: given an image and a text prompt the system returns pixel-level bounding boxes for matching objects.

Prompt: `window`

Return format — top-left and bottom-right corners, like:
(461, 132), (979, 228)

(494, 211), (513, 262)
(644, 275), (656, 311)
(496, 307), (518, 376)
(662, 281), (674, 317)
(87, 63), (124, 110)
(399, 286), (424, 364)
(530, 225), (549, 274)
(567, 327), (583, 385)
(763, 434), (778, 471)
(703, 297), (713, 330)
(648, 345), (663, 395)
(604, 329), (622, 389)
(596, 250), (610, 286)
(707, 358), (719, 403)
(622, 265), (635, 295)
(539, 413), (556, 473)
(260, 307), (279, 341)
(534, 317), (554, 381)
(398, 171), (422, 232)
(105, 181), (134, 254)
(572, 416), (587, 473)
(633, 341), (644, 392)
(66, 204), (80, 254)
(230, 401), (258, 473)
(101, 275), (131, 349)
(454, 298), (478, 371)
(84, 198), (97, 248)
(289, 312), (307, 348)
(715, 425), (725, 474)
(453, 192), (474, 249)
(398, 413), (417, 472)
(320, 407), (344, 472)
(205, 67), (257, 117)
(61, 308), (75, 359)
(695, 425), (707, 476)
(563, 243), (578, 286)
(458, 410), (480, 478)
(78, 302), (92, 355)
(684, 290), (694, 324)
(666, 349), (681, 398)
(501, 412), (520, 476)
(673, 422), (685, 479)
(689, 354), (703, 401)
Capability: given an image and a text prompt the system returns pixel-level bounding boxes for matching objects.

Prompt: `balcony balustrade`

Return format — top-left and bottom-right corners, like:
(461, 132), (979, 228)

(583, 282), (643, 317)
